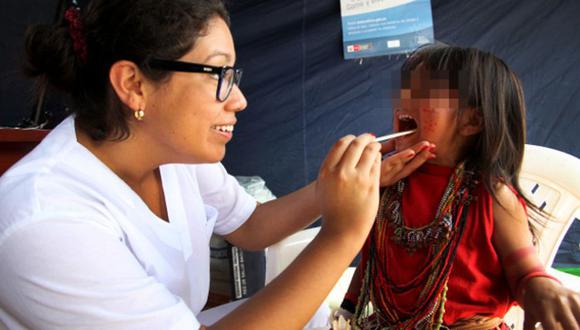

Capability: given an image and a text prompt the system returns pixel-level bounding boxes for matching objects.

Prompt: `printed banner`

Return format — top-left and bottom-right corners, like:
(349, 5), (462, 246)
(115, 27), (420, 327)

(340, 0), (434, 59)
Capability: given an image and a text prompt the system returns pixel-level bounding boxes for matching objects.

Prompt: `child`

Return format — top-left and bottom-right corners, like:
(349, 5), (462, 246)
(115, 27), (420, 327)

(340, 45), (580, 329)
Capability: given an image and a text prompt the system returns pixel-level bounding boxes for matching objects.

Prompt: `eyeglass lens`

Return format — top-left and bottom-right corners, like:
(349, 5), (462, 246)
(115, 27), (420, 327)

(218, 68), (234, 101)
(218, 68), (243, 102)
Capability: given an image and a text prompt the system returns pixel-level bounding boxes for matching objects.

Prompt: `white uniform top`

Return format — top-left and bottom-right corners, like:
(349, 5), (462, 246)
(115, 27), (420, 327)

(0, 117), (256, 330)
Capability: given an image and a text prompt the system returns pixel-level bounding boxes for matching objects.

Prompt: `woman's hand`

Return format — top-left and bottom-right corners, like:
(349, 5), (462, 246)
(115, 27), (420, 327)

(522, 277), (580, 330)
(379, 140), (435, 187)
(316, 133), (382, 241)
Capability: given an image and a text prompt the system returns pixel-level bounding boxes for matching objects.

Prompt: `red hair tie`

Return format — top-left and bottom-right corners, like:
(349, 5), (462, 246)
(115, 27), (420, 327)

(64, 6), (87, 64)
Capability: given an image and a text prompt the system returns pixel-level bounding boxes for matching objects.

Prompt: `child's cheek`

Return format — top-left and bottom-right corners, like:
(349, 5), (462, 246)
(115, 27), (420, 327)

(421, 108), (437, 133)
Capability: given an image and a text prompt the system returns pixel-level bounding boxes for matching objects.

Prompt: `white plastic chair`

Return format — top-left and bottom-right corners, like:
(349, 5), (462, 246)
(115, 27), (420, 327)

(518, 145), (580, 267)
(265, 227), (330, 329)
(265, 227), (355, 307)
(265, 227), (321, 285)
(504, 144), (580, 329)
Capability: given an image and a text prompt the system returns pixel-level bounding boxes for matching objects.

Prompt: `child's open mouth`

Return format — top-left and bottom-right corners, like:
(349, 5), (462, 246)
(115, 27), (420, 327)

(397, 114), (418, 132)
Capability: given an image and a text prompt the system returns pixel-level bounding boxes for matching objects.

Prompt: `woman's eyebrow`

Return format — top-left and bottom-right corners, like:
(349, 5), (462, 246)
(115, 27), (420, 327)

(204, 50), (233, 63)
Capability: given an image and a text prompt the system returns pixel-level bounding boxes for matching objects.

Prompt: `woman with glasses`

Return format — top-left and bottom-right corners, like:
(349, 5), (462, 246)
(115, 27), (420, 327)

(0, 0), (434, 328)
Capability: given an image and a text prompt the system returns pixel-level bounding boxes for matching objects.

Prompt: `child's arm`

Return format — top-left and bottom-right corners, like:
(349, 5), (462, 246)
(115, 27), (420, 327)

(492, 184), (580, 330)
(340, 261), (364, 314)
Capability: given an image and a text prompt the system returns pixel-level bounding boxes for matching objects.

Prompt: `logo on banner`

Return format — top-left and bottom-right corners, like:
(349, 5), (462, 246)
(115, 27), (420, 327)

(347, 43), (372, 53)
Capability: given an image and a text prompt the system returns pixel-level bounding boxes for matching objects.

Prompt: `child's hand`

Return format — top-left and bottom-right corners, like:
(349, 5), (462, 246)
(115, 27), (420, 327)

(522, 277), (580, 330)
(379, 140), (436, 187)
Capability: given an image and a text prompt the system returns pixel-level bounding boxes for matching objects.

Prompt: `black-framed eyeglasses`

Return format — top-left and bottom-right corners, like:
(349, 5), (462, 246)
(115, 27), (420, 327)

(147, 58), (243, 102)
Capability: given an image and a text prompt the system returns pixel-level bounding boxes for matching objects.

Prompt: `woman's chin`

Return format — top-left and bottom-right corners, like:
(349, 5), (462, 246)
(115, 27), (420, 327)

(185, 148), (226, 164)
(208, 150), (226, 163)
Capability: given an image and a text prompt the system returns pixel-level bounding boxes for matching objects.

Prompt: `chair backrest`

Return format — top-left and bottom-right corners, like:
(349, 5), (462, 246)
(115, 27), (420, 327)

(518, 144), (580, 267)
(504, 144), (580, 330)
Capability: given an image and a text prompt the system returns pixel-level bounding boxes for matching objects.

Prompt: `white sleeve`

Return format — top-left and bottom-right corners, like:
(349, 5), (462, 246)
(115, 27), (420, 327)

(195, 163), (256, 236)
(0, 219), (201, 330)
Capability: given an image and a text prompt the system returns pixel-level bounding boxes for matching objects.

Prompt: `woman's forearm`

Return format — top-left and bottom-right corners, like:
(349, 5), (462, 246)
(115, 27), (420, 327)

(225, 181), (320, 250)
(208, 229), (364, 329)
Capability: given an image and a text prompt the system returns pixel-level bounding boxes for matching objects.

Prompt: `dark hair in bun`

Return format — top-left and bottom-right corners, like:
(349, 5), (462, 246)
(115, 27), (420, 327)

(24, 0), (229, 140)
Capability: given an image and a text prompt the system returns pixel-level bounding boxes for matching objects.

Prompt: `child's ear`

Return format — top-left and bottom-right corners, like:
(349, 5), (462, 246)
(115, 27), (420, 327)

(459, 107), (483, 136)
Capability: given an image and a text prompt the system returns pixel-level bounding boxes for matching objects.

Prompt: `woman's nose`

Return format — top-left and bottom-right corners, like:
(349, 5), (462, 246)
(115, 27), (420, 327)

(225, 84), (247, 112)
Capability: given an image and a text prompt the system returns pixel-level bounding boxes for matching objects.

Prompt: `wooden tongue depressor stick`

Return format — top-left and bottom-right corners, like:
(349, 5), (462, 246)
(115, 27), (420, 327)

(374, 129), (416, 143)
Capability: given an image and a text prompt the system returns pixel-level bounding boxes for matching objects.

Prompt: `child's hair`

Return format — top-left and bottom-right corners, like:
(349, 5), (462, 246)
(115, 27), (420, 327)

(23, 0), (229, 141)
(400, 44), (545, 237)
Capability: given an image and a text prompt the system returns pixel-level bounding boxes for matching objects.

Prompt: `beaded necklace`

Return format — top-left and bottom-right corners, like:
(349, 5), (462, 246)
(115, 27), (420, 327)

(354, 162), (478, 330)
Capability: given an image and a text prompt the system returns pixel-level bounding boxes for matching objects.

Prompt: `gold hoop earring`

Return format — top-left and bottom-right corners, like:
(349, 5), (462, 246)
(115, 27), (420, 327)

(134, 109), (145, 121)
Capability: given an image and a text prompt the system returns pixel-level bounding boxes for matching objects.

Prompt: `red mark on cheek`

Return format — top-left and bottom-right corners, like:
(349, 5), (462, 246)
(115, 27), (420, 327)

(423, 120), (437, 133)
(421, 108), (438, 133)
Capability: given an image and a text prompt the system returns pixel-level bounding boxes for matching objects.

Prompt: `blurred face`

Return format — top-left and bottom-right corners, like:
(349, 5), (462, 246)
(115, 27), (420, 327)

(392, 69), (464, 166)
(140, 17), (247, 164)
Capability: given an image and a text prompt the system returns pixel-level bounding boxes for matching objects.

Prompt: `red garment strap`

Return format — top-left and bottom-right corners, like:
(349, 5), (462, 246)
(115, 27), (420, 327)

(516, 270), (562, 300)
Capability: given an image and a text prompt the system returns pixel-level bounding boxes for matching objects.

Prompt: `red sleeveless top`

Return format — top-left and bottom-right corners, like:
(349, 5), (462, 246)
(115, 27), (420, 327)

(347, 163), (515, 325)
